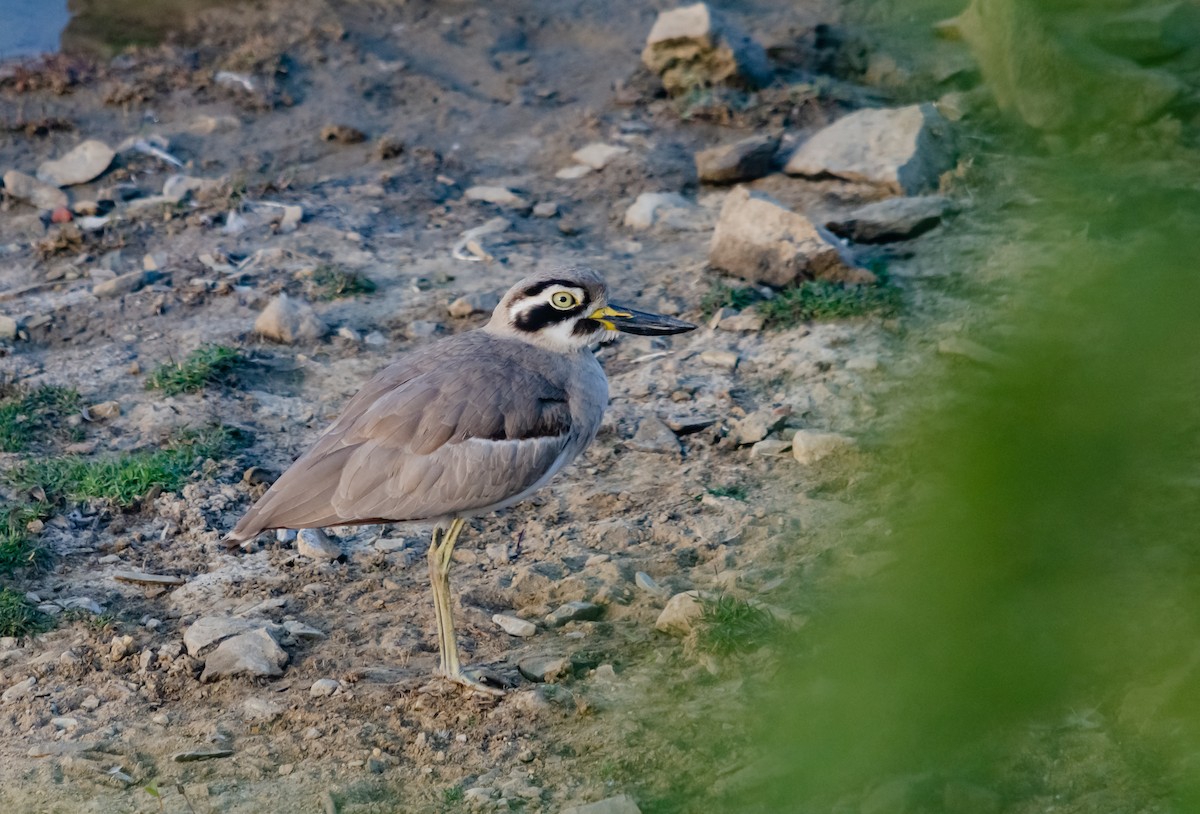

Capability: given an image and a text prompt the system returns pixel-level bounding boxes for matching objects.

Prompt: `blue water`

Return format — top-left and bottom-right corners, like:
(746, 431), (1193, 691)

(0, 0), (70, 60)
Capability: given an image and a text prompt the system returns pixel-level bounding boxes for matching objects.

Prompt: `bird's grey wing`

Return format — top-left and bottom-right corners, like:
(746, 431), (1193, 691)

(225, 359), (571, 542)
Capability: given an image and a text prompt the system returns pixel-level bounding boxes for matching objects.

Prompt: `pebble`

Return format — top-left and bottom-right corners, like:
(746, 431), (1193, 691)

(545, 601), (603, 627)
(320, 124), (367, 144)
(254, 293), (328, 344)
(791, 430), (855, 465)
(561, 794), (643, 814)
(3, 170), (69, 210)
(109, 635), (134, 661)
(695, 134), (780, 183)
(751, 439), (792, 457)
(655, 591), (704, 637)
(699, 350), (739, 371)
(80, 695), (100, 711)
(1, 677), (36, 704)
(571, 142), (628, 170)
(200, 628), (289, 682)
(634, 572), (665, 595)
(85, 401), (120, 420)
(37, 139), (115, 186)
(464, 185), (528, 209)
(709, 187), (871, 287)
(554, 164), (592, 180)
(623, 192), (709, 232)
(297, 528), (342, 561)
(0, 315), (17, 340)
(310, 678), (340, 697)
(728, 408), (789, 446)
(629, 415), (682, 455)
(517, 654), (570, 683)
(277, 205), (303, 233)
(532, 201), (558, 218)
(492, 613), (537, 638)
(93, 270), (152, 299)
(784, 104), (955, 195)
(448, 291), (501, 318)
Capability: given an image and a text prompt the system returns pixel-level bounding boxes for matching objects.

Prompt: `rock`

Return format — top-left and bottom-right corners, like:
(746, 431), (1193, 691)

(296, 528), (342, 561)
(50, 206), (72, 223)
(254, 293), (327, 344)
(635, 572), (665, 595)
(561, 795), (643, 814)
(751, 439), (792, 457)
(448, 291), (501, 318)
(464, 186), (528, 209)
(784, 104), (955, 195)
(109, 635), (134, 661)
(276, 205), (303, 233)
(699, 349), (739, 371)
(696, 135), (779, 183)
(51, 716), (78, 730)
(532, 201), (559, 218)
(200, 628), (289, 682)
(827, 196), (955, 243)
(791, 430), (855, 465)
(729, 408), (788, 446)
(493, 614), (537, 638)
(545, 601), (603, 627)
(946, 0), (1183, 133)
(3, 170), (68, 210)
(37, 140), (115, 186)
(62, 596), (103, 614)
(92, 270), (151, 299)
(709, 187), (871, 287)
(0, 315), (18, 341)
(85, 401), (120, 420)
(629, 416), (682, 455)
(184, 617), (263, 657)
(1, 677), (36, 704)
(571, 143), (628, 170)
(517, 654), (570, 683)
(309, 678), (340, 697)
(655, 591), (704, 637)
(716, 309), (763, 332)
(283, 620), (326, 640)
(642, 3), (771, 94)
(555, 165), (593, 180)
(320, 124), (367, 144)
(623, 192), (711, 232)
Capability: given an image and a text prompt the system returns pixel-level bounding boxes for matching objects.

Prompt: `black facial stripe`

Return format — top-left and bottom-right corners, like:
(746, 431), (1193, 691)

(514, 303), (583, 332)
(521, 279), (591, 299)
(573, 318), (604, 336)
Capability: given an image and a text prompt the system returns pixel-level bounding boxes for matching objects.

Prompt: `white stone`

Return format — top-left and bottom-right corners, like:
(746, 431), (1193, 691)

(655, 591), (704, 637)
(37, 140), (115, 186)
(296, 528), (342, 560)
(623, 192), (710, 232)
(493, 614), (537, 637)
(200, 628), (288, 682)
(555, 164), (592, 180)
(784, 104), (955, 195)
(3, 170), (68, 210)
(184, 617), (261, 657)
(464, 186), (528, 208)
(310, 678), (340, 697)
(254, 293), (327, 344)
(571, 142), (628, 170)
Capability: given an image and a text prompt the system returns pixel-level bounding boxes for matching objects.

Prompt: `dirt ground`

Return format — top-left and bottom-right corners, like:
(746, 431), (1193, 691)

(0, 1), (1173, 813)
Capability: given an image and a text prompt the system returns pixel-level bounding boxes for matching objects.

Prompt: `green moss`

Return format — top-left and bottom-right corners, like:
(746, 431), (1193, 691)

(309, 265), (376, 300)
(146, 345), (242, 395)
(696, 594), (780, 656)
(706, 485), (748, 501)
(758, 280), (901, 329)
(6, 426), (245, 506)
(0, 386), (81, 452)
(0, 587), (48, 637)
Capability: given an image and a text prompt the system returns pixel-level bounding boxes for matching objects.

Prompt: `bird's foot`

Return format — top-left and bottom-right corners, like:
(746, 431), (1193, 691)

(432, 667), (507, 697)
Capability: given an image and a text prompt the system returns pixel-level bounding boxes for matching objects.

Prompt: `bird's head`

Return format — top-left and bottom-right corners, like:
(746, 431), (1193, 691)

(485, 267), (696, 352)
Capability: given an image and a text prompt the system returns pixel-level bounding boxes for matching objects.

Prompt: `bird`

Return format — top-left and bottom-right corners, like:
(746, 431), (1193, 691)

(223, 267), (696, 694)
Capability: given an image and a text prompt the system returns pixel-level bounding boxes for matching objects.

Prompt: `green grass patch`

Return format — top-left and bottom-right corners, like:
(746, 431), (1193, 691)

(705, 485), (748, 501)
(0, 587), (48, 637)
(0, 503), (51, 572)
(308, 265), (376, 300)
(758, 280), (901, 329)
(700, 282), (761, 320)
(6, 426), (244, 506)
(696, 594), (781, 657)
(146, 345), (242, 395)
(0, 385), (81, 452)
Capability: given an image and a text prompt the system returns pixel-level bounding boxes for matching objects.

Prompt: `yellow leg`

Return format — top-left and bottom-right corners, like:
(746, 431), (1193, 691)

(427, 519), (504, 696)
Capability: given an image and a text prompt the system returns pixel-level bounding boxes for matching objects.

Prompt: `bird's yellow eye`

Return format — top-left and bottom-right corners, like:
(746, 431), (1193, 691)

(550, 291), (578, 310)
